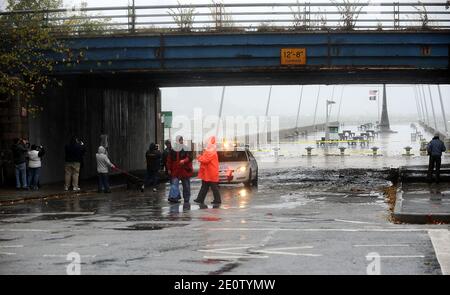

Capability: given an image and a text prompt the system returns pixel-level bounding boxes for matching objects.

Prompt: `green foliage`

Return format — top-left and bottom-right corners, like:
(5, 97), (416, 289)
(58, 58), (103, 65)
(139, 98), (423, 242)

(0, 0), (67, 108)
(0, 0), (111, 115)
(59, 1), (112, 35)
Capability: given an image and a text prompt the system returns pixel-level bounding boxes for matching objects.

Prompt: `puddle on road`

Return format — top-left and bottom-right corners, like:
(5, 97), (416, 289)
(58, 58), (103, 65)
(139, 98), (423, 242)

(253, 193), (312, 209)
(114, 223), (189, 231)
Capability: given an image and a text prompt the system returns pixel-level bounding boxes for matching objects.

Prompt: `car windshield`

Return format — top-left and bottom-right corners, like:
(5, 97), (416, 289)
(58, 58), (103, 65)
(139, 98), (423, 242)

(218, 151), (248, 162)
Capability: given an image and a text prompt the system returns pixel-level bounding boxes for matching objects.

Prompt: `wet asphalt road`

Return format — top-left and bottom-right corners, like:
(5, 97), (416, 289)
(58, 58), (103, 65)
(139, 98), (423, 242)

(0, 167), (448, 275)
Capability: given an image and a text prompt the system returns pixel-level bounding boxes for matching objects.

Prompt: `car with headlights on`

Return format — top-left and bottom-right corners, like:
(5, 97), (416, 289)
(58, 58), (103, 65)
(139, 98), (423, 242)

(217, 148), (258, 187)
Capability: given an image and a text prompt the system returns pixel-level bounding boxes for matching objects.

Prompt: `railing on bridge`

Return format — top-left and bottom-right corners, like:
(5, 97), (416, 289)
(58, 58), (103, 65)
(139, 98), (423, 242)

(1, 1), (450, 35)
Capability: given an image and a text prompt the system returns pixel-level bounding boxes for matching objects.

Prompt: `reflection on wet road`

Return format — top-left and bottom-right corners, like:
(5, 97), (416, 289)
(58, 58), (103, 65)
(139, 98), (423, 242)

(0, 167), (446, 274)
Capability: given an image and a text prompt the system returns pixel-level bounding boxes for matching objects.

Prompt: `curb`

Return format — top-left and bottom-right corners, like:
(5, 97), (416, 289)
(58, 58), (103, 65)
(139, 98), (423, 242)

(393, 187), (450, 224)
(0, 184), (127, 206)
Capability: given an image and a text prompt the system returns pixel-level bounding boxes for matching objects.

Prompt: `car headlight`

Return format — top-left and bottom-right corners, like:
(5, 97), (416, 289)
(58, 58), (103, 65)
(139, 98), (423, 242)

(238, 166), (247, 173)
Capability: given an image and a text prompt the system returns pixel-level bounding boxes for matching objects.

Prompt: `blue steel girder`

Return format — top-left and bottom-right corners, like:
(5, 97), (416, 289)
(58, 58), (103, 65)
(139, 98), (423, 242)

(53, 31), (450, 85)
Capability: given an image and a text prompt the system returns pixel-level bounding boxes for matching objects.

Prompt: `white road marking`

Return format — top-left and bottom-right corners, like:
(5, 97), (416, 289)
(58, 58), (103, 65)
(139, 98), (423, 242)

(0, 245), (24, 248)
(251, 246), (320, 257)
(253, 250), (322, 257)
(376, 255), (425, 258)
(199, 246), (258, 257)
(195, 228), (428, 232)
(43, 254), (97, 258)
(0, 252), (16, 256)
(0, 212), (95, 216)
(0, 229), (50, 232)
(199, 246), (253, 252)
(203, 255), (268, 259)
(334, 219), (374, 224)
(428, 229), (450, 275)
(353, 244), (410, 247)
(200, 245), (321, 258)
(262, 246), (314, 250)
(205, 244), (256, 247)
(59, 243), (109, 247)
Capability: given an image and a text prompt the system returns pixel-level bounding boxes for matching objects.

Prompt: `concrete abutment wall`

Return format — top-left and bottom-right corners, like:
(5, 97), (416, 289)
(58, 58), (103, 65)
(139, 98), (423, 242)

(2, 76), (162, 185)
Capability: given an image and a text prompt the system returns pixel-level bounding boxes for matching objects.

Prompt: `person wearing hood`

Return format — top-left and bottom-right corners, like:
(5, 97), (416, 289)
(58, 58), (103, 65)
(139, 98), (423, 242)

(27, 144), (45, 190)
(161, 139), (172, 178)
(427, 133), (447, 183)
(194, 136), (221, 205)
(166, 135), (193, 203)
(96, 146), (115, 193)
(144, 142), (162, 192)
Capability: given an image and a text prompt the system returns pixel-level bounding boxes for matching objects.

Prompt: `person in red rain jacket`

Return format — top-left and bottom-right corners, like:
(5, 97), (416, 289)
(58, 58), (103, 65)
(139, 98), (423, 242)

(194, 136), (221, 205)
(166, 135), (193, 203)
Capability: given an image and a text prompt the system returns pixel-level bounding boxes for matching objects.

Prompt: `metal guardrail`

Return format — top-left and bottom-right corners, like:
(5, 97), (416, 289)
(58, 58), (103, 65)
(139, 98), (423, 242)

(1, 1), (449, 34)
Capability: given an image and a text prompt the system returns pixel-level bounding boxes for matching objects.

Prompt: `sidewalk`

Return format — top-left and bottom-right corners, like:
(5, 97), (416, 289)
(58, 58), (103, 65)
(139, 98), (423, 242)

(0, 170), (149, 205)
(394, 165), (450, 224)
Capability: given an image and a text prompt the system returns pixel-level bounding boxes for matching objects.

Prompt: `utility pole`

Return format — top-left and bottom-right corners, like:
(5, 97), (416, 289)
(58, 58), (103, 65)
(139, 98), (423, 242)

(413, 86), (424, 123)
(437, 85), (448, 134)
(420, 85), (430, 126)
(265, 85), (272, 117)
(336, 85), (345, 123)
(263, 85), (272, 144)
(427, 85), (438, 131)
(329, 85), (336, 115)
(312, 85), (321, 131)
(216, 86), (226, 136)
(295, 85), (304, 130)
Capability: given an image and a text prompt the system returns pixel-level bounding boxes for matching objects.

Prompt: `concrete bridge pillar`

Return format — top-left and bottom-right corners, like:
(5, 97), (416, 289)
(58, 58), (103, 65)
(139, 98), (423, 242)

(2, 76), (162, 185)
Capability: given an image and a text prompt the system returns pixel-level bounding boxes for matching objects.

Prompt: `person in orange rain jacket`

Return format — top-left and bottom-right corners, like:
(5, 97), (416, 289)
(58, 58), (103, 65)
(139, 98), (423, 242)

(193, 136), (221, 205)
(167, 135), (193, 203)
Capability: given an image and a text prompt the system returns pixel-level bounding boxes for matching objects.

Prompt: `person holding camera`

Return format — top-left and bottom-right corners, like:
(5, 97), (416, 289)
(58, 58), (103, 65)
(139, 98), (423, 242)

(11, 138), (29, 190)
(64, 136), (85, 191)
(28, 144), (45, 190)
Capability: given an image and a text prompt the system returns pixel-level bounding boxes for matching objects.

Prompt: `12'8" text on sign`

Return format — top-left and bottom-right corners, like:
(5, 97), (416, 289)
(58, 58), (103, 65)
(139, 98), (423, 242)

(281, 48), (306, 65)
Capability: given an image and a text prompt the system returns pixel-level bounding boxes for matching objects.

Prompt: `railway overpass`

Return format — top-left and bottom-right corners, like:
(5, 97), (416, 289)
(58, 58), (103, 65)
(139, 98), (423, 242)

(1, 2), (450, 183)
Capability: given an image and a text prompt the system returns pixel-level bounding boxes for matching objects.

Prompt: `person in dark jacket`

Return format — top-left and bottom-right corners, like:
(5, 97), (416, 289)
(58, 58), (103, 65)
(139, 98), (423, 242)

(161, 140), (172, 177)
(167, 136), (193, 203)
(11, 138), (29, 190)
(427, 133), (447, 183)
(144, 143), (162, 192)
(64, 136), (86, 191)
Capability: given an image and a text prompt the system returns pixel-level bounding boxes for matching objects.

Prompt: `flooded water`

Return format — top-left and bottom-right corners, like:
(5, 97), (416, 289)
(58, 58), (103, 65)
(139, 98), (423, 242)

(253, 122), (444, 169)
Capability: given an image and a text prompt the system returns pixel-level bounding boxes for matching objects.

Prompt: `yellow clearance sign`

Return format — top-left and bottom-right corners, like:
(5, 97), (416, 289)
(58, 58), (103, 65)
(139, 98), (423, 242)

(280, 48), (306, 65)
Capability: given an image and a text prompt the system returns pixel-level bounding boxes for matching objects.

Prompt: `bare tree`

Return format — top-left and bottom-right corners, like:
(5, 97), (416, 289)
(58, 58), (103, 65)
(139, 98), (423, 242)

(209, 0), (233, 31)
(413, 1), (430, 29)
(289, 0), (309, 30)
(310, 8), (328, 30)
(168, 1), (196, 32)
(331, 0), (366, 30)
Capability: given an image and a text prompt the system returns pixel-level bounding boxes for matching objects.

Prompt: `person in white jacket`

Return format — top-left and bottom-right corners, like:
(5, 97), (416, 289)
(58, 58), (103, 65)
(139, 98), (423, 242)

(28, 145), (45, 190)
(96, 146), (115, 193)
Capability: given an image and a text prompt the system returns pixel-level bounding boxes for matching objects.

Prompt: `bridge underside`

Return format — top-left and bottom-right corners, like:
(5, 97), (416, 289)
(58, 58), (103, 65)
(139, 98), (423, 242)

(55, 31), (450, 85)
(61, 69), (449, 87)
